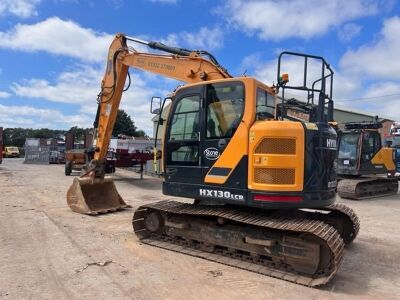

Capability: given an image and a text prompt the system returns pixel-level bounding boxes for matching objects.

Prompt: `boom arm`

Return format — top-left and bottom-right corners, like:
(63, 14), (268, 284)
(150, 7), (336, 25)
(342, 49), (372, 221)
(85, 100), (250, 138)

(91, 33), (231, 172)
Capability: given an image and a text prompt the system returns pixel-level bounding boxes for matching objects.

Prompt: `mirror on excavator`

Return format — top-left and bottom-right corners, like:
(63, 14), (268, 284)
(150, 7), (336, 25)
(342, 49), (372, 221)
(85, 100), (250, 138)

(151, 96), (162, 114)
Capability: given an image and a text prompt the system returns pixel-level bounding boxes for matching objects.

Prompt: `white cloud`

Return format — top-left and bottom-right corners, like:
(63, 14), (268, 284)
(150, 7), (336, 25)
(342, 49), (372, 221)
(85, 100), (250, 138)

(162, 26), (224, 50)
(336, 16), (400, 121)
(338, 23), (362, 42)
(0, 17), (225, 133)
(343, 82), (400, 120)
(237, 14), (400, 122)
(245, 54), (332, 97)
(12, 65), (102, 104)
(340, 16), (400, 80)
(0, 91), (11, 98)
(10, 65), (172, 134)
(0, 104), (92, 128)
(241, 53), (366, 113)
(332, 73), (359, 103)
(245, 52), (398, 118)
(0, 0), (41, 18)
(218, 0), (381, 40)
(0, 17), (113, 62)
(0, 16), (223, 61)
(363, 82), (400, 99)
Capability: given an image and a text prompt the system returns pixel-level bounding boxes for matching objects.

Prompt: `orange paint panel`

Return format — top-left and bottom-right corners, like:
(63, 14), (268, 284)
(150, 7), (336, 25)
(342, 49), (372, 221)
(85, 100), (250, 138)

(248, 120), (305, 192)
(371, 147), (396, 171)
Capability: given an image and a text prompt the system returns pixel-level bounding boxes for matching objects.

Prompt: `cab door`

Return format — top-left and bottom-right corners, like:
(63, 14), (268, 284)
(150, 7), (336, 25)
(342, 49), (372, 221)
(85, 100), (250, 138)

(360, 131), (381, 163)
(164, 86), (203, 184)
(201, 81), (245, 183)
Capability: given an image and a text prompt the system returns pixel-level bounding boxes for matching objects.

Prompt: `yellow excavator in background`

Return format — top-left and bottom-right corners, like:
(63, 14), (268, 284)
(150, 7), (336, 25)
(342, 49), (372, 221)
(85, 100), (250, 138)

(67, 33), (360, 286)
(337, 121), (398, 199)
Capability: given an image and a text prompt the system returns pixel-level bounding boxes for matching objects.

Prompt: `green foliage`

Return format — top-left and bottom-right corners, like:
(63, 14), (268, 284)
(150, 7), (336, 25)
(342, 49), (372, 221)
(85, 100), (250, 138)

(135, 130), (146, 137)
(113, 109), (147, 137)
(32, 128), (61, 139)
(3, 128), (65, 147)
(1, 109), (146, 147)
(67, 126), (91, 141)
(3, 128), (30, 147)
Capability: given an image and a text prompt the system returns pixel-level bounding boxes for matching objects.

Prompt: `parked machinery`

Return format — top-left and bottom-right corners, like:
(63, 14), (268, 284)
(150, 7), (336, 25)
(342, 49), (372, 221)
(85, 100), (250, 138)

(394, 147), (400, 178)
(66, 34), (360, 286)
(337, 122), (398, 199)
(0, 127), (2, 164)
(65, 149), (116, 176)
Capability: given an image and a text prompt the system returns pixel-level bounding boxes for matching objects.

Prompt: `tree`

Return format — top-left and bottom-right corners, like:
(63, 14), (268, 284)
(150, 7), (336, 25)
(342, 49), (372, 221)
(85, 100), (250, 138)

(135, 130), (146, 137)
(3, 128), (65, 147)
(68, 126), (91, 141)
(1, 109), (146, 147)
(113, 109), (138, 137)
(32, 128), (56, 139)
(3, 128), (30, 147)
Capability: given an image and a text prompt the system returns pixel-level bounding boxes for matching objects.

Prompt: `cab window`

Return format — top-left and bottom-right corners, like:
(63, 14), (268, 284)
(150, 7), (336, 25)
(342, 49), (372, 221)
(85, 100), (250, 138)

(256, 88), (275, 120)
(338, 133), (359, 161)
(168, 94), (200, 164)
(169, 95), (200, 141)
(361, 131), (381, 162)
(206, 82), (244, 138)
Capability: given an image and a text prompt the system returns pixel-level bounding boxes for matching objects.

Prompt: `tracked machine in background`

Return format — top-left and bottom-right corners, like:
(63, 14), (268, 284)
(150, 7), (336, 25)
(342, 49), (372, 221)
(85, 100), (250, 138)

(67, 34), (360, 286)
(337, 122), (398, 200)
(0, 127), (3, 164)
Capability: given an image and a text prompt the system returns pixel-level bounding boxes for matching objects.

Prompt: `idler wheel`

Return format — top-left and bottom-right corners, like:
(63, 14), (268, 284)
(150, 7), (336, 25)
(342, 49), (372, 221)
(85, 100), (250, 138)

(145, 211), (164, 233)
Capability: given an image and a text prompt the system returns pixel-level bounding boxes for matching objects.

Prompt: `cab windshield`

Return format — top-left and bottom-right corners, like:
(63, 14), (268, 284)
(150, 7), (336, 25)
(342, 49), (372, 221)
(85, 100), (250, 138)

(338, 133), (359, 160)
(206, 82), (244, 139)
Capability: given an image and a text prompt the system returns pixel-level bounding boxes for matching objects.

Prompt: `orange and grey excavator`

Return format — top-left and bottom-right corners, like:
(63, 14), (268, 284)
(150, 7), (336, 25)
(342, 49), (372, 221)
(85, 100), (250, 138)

(337, 121), (398, 199)
(67, 33), (360, 286)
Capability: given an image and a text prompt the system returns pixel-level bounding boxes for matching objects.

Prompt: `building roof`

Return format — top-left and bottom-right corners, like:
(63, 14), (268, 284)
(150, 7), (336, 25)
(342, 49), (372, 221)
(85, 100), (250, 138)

(334, 103), (394, 121)
(276, 93), (395, 121)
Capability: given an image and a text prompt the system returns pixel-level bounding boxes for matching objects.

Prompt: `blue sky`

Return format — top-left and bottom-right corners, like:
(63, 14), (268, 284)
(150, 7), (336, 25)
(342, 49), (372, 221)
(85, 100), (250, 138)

(0, 0), (399, 135)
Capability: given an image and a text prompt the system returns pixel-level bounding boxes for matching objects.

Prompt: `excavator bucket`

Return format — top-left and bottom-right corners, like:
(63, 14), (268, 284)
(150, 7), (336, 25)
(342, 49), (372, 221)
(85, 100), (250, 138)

(67, 177), (131, 215)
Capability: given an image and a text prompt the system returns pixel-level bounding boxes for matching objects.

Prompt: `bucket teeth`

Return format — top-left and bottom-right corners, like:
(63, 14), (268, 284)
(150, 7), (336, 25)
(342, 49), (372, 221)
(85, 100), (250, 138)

(67, 177), (131, 215)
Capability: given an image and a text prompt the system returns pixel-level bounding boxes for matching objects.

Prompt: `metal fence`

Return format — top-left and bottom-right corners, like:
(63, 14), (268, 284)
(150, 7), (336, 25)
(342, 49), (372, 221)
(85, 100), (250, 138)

(24, 145), (51, 164)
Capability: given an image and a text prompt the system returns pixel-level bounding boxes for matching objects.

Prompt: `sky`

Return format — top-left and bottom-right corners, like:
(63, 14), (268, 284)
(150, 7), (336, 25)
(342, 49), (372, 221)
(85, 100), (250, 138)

(0, 0), (399, 135)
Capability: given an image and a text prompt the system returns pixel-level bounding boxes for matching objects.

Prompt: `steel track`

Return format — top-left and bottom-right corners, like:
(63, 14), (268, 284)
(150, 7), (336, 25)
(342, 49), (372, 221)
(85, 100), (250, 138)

(312, 203), (360, 244)
(337, 177), (399, 200)
(132, 200), (345, 287)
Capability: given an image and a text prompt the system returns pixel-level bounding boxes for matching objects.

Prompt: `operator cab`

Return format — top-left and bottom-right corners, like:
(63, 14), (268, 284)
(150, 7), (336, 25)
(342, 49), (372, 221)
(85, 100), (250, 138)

(160, 78), (259, 186)
(151, 52), (337, 210)
(338, 122), (386, 176)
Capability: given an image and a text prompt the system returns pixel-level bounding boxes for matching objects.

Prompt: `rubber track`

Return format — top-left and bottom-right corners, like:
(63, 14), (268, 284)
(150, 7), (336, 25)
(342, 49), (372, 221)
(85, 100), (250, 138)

(337, 178), (399, 200)
(133, 200), (345, 287)
(318, 203), (360, 244)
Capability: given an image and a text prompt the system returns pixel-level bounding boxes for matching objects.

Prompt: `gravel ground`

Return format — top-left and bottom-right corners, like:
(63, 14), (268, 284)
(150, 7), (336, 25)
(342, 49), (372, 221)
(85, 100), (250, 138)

(1, 158), (399, 300)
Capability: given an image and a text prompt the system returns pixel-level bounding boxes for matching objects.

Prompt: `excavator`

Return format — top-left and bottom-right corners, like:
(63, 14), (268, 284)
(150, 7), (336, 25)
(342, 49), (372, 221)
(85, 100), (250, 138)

(337, 121), (398, 199)
(67, 33), (360, 287)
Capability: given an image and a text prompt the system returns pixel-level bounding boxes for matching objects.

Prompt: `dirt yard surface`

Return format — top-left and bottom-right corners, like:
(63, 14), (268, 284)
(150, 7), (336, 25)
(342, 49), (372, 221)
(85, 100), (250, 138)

(1, 158), (399, 299)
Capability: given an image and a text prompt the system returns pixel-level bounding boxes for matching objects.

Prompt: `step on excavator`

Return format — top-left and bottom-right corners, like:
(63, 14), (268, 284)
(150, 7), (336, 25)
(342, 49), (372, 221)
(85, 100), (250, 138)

(67, 33), (360, 287)
(337, 121), (398, 199)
